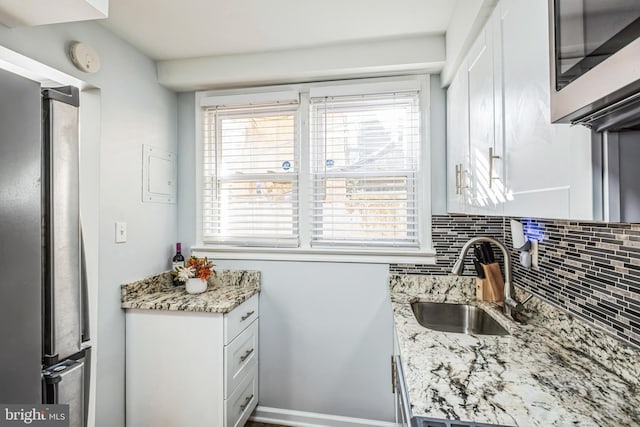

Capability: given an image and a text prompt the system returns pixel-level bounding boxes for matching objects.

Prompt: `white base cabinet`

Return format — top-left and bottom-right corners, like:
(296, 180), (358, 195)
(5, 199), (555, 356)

(392, 329), (410, 427)
(125, 294), (259, 427)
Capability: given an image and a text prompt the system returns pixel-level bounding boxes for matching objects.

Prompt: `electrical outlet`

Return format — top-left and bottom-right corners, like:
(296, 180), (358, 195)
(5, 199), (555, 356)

(115, 222), (127, 243)
(530, 239), (539, 267)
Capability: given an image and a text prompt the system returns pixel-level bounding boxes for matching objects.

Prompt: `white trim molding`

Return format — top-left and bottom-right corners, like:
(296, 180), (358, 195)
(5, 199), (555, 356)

(250, 406), (397, 427)
(192, 246), (436, 264)
(158, 35), (444, 91)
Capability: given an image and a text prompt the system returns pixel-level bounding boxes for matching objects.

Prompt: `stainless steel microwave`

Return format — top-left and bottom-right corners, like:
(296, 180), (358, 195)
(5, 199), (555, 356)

(549, 0), (640, 131)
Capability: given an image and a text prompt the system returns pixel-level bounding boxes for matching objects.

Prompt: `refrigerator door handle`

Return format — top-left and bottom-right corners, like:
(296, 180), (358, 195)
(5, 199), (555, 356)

(80, 227), (89, 343)
(42, 356), (86, 427)
(42, 369), (62, 403)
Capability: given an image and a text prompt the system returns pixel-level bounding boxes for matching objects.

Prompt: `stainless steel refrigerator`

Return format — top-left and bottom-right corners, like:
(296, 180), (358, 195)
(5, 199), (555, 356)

(0, 69), (90, 427)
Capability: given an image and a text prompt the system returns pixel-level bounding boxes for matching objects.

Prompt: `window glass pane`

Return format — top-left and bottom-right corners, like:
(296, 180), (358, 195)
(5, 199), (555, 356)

(310, 92), (420, 248)
(202, 104), (298, 246)
(217, 179), (297, 238)
(311, 95), (418, 173)
(220, 112), (295, 175)
(312, 176), (416, 242)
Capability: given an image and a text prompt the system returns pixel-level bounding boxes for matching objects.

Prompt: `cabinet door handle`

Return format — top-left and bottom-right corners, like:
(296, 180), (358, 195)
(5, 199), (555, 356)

(456, 163), (468, 195)
(240, 348), (254, 362)
(241, 311), (255, 321)
(390, 356), (396, 393)
(488, 147), (500, 189)
(239, 394), (254, 411)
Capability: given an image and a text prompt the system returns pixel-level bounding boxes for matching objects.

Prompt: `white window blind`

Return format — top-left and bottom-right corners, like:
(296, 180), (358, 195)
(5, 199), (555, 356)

(309, 92), (420, 248)
(202, 103), (299, 246)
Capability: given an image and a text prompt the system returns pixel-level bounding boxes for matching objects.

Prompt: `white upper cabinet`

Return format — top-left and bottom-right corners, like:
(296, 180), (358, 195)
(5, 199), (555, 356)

(445, 0), (593, 220)
(446, 7), (505, 216)
(446, 64), (470, 214)
(499, 0), (592, 220)
(467, 8), (505, 215)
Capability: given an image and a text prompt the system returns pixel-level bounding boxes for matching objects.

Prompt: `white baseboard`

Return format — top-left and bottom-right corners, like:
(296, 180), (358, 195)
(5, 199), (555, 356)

(249, 406), (397, 427)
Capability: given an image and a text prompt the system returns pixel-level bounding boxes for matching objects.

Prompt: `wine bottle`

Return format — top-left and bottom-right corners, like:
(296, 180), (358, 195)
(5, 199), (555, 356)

(172, 243), (185, 269)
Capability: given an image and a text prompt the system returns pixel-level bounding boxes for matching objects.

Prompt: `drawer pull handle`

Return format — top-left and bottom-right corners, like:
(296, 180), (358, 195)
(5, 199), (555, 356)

(240, 348), (254, 362)
(240, 394), (254, 411)
(240, 311), (255, 321)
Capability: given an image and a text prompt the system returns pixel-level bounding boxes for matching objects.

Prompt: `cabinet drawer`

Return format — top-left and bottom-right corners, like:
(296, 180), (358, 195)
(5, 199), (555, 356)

(225, 364), (258, 427)
(224, 294), (259, 344)
(225, 319), (258, 398)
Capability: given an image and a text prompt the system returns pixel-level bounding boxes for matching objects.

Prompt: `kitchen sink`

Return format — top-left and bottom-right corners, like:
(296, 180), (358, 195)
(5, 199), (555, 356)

(411, 302), (510, 336)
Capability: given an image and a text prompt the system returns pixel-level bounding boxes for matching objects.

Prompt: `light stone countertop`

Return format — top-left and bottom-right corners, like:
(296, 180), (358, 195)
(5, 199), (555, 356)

(390, 274), (640, 427)
(121, 270), (260, 314)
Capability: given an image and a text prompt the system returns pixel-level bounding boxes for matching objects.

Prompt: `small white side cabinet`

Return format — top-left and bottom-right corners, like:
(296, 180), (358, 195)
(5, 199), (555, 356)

(125, 294), (259, 427)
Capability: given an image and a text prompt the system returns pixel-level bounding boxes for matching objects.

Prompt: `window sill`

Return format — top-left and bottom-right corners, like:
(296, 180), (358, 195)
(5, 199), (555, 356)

(190, 246), (436, 264)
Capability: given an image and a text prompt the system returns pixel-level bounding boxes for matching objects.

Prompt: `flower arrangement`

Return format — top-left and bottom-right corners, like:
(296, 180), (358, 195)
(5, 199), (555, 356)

(173, 256), (215, 282)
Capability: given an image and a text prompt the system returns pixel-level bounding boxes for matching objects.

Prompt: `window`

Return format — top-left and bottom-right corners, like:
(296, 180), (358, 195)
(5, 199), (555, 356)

(202, 102), (299, 247)
(197, 77), (431, 260)
(309, 93), (420, 249)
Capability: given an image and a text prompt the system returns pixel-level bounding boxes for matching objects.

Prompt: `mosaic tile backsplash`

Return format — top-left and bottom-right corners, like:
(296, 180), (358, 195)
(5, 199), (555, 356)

(390, 215), (640, 349)
(391, 215), (505, 275)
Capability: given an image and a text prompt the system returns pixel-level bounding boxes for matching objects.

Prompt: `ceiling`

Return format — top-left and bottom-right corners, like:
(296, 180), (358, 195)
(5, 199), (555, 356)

(100, 0), (458, 61)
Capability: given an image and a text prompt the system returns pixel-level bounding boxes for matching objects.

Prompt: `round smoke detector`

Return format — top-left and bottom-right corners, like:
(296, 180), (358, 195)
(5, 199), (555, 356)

(69, 42), (101, 74)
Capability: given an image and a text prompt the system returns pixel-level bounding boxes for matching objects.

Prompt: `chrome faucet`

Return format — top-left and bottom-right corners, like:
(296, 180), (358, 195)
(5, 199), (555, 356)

(451, 236), (523, 319)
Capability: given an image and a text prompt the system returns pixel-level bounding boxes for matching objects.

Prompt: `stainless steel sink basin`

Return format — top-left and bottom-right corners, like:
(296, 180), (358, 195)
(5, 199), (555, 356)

(411, 302), (510, 335)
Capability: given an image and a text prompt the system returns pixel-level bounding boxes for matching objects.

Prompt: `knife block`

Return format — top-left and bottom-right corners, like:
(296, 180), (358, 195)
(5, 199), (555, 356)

(476, 263), (505, 303)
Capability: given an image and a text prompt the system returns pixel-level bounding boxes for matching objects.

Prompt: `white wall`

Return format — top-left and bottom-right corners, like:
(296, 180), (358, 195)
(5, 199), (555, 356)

(79, 88), (101, 427)
(0, 21), (178, 427)
(211, 259), (395, 423)
(430, 74), (447, 215)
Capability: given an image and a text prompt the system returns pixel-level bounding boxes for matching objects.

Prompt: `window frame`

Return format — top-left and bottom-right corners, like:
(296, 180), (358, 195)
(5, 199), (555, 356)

(194, 75), (434, 264)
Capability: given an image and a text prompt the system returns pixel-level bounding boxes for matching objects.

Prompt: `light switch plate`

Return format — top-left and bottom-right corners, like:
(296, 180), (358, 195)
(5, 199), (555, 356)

(115, 222), (127, 243)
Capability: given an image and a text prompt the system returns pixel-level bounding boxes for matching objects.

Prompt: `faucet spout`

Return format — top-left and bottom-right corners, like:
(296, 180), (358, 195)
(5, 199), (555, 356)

(451, 236), (521, 319)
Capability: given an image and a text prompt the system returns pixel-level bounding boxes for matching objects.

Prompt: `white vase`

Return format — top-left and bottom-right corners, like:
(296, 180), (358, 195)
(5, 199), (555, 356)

(186, 278), (207, 294)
